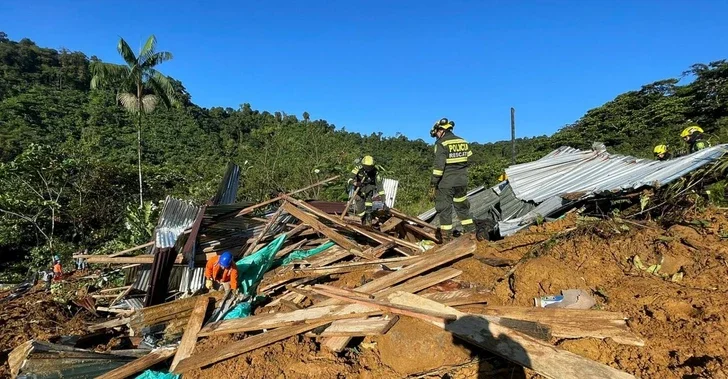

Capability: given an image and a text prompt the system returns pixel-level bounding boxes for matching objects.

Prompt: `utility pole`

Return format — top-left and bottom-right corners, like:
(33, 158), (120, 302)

(510, 107), (516, 165)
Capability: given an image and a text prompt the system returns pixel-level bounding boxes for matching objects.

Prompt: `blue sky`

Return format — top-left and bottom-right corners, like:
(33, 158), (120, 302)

(1, 1), (727, 143)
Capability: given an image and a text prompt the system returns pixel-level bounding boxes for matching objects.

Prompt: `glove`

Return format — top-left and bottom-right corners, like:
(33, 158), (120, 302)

(428, 187), (436, 201)
(373, 195), (382, 202)
(205, 278), (213, 290)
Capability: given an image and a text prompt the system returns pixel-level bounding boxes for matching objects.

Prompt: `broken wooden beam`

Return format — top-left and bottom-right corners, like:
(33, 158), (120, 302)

(387, 291), (636, 379)
(466, 305), (644, 346)
(390, 208), (438, 230)
(173, 320), (332, 374)
(129, 293), (223, 334)
(319, 315), (399, 337)
(197, 303), (381, 337)
(88, 317), (130, 332)
(169, 296), (212, 371)
(244, 205), (285, 256)
(311, 284), (457, 324)
(109, 241), (155, 257)
(98, 346), (177, 379)
(420, 289), (491, 306)
(281, 202), (363, 254)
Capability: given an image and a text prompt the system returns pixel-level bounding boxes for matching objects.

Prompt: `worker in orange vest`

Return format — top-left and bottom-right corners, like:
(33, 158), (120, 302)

(204, 251), (238, 292)
(52, 255), (63, 281)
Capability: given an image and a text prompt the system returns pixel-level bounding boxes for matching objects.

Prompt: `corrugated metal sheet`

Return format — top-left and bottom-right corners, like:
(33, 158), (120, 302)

(507, 144), (728, 203)
(131, 266), (188, 293)
(498, 196), (573, 236)
(212, 162), (241, 205)
(178, 267), (206, 293)
(154, 196), (200, 248)
(124, 298), (144, 310)
(382, 178), (399, 208)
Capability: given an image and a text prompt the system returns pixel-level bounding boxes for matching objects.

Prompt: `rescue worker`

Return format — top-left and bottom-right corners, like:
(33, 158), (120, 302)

(52, 256), (63, 281)
(681, 124), (711, 153)
(348, 155), (386, 226)
(653, 145), (672, 161)
(204, 251), (238, 292)
(429, 118), (475, 242)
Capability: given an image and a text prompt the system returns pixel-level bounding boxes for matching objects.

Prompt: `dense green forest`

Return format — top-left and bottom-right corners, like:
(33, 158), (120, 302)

(1, 32), (727, 280)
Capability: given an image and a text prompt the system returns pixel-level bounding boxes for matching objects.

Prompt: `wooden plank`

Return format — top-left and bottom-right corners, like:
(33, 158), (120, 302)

(233, 175), (340, 218)
(8, 340), (33, 378)
(307, 246), (352, 267)
(169, 296), (212, 371)
(109, 285), (133, 307)
(402, 223), (440, 243)
(374, 267), (463, 297)
(355, 237), (474, 294)
(294, 255), (423, 275)
(88, 317), (130, 332)
(323, 336), (351, 353)
(311, 285), (457, 324)
(469, 306), (644, 346)
(98, 346), (177, 379)
(244, 205), (285, 256)
(173, 320), (331, 374)
(129, 293), (224, 334)
(96, 307), (135, 316)
(389, 208), (438, 230)
(387, 292), (636, 379)
(281, 202), (362, 254)
(379, 217), (403, 233)
(348, 223), (421, 252)
(421, 289), (491, 306)
(364, 241), (396, 258)
(109, 241), (154, 257)
(319, 316), (399, 337)
(197, 303), (381, 337)
(99, 286), (132, 293)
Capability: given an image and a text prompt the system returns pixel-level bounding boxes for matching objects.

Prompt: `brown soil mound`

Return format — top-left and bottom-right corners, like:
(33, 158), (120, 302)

(0, 286), (90, 377)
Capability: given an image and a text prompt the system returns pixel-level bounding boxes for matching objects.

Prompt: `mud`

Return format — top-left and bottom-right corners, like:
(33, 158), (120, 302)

(0, 286), (90, 377)
(5, 208), (728, 378)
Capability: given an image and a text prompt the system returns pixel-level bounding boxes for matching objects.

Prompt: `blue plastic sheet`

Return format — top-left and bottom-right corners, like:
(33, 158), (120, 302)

(275, 241), (335, 267)
(135, 370), (179, 379)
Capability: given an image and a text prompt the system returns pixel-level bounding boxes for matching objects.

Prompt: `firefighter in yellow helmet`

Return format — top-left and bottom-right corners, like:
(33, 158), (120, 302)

(429, 118), (475, 242)
(680, 124), (711, 153)
(653, 145), (671, 161)
(348, 155), (385, 226)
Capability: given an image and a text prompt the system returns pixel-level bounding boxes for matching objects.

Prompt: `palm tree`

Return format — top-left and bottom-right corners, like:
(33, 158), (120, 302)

(90, 35), (179, 207)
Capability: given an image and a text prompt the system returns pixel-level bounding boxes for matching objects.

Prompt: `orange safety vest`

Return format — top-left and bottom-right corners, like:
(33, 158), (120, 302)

(204, 255), (239, 290)
(53, 263), (63, 279)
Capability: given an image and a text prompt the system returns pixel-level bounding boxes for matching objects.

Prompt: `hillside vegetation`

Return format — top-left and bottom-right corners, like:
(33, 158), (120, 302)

(1, 32), (727, 279)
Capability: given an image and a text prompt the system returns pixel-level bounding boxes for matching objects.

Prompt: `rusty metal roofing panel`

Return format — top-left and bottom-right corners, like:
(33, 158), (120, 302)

(154, 196), (200, 249)
(212, 162), (241, 205)
(506, 144), (728, 203)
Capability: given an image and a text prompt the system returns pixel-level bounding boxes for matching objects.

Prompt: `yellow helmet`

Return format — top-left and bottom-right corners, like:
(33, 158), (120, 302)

(361, 155), (374, 166)
(653, 145), (668, 155)
(680, 125), (704, 138)
(430, 118), (455, 137)
(498, 173), (507, 181)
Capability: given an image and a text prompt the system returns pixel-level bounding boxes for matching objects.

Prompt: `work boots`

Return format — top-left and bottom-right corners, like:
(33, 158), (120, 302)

(436, 228), (453, 243)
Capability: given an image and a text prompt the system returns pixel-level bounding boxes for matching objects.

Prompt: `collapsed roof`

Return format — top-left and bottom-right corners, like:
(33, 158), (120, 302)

(419, 144), (728, 236)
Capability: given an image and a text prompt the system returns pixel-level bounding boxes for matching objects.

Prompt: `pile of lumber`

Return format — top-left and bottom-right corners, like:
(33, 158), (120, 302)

(39, 175), (644, 379)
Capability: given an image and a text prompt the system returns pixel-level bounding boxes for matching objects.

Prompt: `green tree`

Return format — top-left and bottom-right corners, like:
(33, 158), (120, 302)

(90, 35), (179, 207)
